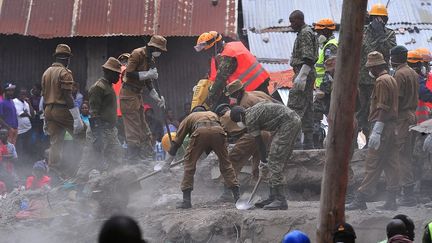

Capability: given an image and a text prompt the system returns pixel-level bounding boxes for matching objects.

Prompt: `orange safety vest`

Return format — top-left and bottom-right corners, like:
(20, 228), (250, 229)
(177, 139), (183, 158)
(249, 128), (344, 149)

(209, 41), (269, 91)
(416, 73), (432, 124)
(113, 66), (126, 117)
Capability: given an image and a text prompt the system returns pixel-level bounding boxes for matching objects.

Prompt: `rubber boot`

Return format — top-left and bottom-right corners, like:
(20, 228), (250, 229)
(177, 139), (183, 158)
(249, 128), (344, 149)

(231, 186), (240, 202)
(377, 191), (398, 210)
(126, 144), (140, 162)
(255, 187), (275, 208)
(398, 185), (417, 207)
(303, 132), (314, 150)
(346, 191), (367, 210)
(263, 185), (288, 210)
(216, 186), (235, 203)
(176, 189), (192, 209)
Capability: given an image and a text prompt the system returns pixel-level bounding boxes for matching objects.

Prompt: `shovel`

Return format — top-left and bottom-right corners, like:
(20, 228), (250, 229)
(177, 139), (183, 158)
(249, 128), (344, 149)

(131, 158), (184, 184)
(235, 176), (263, 210)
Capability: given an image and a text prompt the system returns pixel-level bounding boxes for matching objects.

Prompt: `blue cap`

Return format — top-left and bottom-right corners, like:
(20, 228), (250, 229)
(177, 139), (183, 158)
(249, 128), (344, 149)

(282, 230), (311, 243)
(3, 83), (16, 90)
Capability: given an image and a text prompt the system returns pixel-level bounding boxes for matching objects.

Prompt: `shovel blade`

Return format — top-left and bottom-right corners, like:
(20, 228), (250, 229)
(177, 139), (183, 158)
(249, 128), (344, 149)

(235, 193), (261, 210)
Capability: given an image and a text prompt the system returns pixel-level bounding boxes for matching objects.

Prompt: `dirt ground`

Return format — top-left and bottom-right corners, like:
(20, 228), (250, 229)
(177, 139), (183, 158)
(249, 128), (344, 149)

(1, 151), (432, 243)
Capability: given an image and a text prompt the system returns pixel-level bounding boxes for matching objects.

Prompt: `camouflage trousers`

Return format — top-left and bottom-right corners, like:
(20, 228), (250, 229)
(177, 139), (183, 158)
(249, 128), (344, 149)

(288, 69), (315, 134)
(76, 126), (123, 182)
(356, 83), (374, 140)
(268, 116), (301, 187)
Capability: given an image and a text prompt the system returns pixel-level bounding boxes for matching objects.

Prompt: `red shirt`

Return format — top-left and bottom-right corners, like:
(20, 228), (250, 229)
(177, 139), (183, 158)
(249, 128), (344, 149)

(25, 176), (51, 190)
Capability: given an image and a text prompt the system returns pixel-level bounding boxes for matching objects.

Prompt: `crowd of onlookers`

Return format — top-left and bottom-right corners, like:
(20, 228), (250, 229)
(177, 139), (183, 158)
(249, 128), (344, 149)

(0, 81), (189, 195)
(97, 214), (432, 243)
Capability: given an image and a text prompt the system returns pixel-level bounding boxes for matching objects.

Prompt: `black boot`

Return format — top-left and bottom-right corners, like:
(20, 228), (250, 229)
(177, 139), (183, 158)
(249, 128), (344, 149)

(216, 186), (235, 203)
(377, 191), (398, 210)
(263, 185), (288, 210)
(399, 185), (417, 207)
(346, 191), (367, 210)
(231, 186), (240, 202)
(126, 144), (140, 162)
(255, 187), (275, 208)
(176, 189), (192, 209)
(303, 132), (314, 150)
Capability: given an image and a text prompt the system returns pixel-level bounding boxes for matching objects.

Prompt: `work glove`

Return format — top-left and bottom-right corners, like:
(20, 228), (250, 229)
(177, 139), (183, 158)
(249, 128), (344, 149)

(259, 161), (270, 179)
(138, 68), (158, 81)
(162, 153), (175, 173)
(149, 89), (165, 109)
(43, 119), (49, 135)
(370, 17), (385, 35)
(69, 107), (84, 134)
(293, 64), (312, 91)
(424, 134), (432, 153)
(369, 121), (384, 150)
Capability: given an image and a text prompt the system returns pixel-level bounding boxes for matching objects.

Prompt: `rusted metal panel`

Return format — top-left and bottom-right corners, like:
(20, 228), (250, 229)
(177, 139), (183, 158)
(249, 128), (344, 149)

(0, 0), (29, 35)
(109, 0), (156, 36)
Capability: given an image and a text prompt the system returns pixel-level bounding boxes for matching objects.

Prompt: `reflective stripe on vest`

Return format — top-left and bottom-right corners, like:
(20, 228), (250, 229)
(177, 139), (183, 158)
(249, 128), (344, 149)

(429, 222), (432, 241)
(315, 38), (338, 88)
(221, 41), (270, 91)
(416, 101), (431, 124)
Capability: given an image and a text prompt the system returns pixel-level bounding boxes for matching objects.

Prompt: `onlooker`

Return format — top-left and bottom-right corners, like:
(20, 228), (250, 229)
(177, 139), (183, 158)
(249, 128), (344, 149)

(282, 230), (311, 243)
(333, 222), (356, 243)
(388, 234), (413, 243)
(29, 83), (46, 159)
(380, 219), (410, 243)
(80, 101), (90, 127)
(25, 159), (51, 190)
(179, 102), (191, 122)
(0, 128), (18, 190)
(393, 214), (415, 241)
(13, 88), (34, 164)
(423, 220), (432, 243)
(144, 104), (163, 142)
(98, 215), (146, 243)
(0, 83), (18, 144)
(166, 108), (179, 128)
(73, 82), (84, 108)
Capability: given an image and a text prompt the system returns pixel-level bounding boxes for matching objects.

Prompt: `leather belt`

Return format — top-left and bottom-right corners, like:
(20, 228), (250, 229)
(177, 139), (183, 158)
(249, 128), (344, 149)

(122, 82), (142, 93)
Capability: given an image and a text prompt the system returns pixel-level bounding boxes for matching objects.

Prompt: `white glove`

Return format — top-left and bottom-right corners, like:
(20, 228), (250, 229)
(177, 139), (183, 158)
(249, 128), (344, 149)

(138, 68), (158, 81)
(69, 107), (84, 134)
(149, 89), (165, 108)
(259, 161), (270, 179)
(162, 154), (175, 173)
(369, 121), (384, 150)
(43, 119), (49, 135)
(424, 134), (432, 152)
(293, 64), (312, 91)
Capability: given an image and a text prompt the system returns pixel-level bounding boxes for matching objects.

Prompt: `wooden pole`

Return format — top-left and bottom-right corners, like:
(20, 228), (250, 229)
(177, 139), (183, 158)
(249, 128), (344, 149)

(317, 0), (368, 242)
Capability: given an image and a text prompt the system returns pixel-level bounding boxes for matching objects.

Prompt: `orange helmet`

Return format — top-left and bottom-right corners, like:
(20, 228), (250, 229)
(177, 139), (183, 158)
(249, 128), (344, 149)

(314, 18), (336, 30)
(195, 31), (222, 52)
(416, 48), (432, 62)
(407, 50), (423, 64)
(369, 3), (388, 17)
(161, 132), (177, 152)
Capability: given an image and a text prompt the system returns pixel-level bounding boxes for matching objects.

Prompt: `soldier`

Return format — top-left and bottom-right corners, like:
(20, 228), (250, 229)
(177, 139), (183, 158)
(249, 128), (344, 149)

(357, 3), (396, 147)
(121, 35), (167, 161)
(390, 46), (419, 207)
(161, 106), (239, 209)
(42, 44), (84, 177)
(76, 57), (124, 182)
(347, 51), (399, 211)
(230, 102), (301, 210)
(288, 10), (319, 149)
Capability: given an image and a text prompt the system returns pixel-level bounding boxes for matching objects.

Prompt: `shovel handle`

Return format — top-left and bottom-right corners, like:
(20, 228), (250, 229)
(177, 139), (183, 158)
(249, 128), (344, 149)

(247, 176), (263, 204)
(133, 158), (184, 183)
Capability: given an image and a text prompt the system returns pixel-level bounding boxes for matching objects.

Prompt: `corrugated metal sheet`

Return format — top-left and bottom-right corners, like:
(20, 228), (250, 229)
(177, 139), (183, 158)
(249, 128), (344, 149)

(0, 0), (238, 39)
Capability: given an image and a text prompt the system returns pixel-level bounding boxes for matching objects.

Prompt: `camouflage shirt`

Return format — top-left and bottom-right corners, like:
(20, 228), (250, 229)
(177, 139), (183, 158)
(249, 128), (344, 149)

(290, 25), (319, 68)
(245, 102), (300, 136)
(89, 78), (117, 126)
(209, 55), (237, 100)
(359, 26), (396, 85)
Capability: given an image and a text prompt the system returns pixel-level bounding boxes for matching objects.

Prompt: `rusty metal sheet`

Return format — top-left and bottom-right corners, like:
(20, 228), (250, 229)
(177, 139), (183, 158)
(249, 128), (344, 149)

(0, 0), (29, 35)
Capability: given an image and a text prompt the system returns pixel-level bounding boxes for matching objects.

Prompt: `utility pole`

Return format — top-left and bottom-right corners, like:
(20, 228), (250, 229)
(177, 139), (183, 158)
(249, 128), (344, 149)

(317, 0), (368, 242)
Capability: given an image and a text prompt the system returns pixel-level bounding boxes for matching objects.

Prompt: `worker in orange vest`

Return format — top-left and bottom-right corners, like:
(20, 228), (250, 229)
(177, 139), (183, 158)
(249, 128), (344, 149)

(194, 31), (271, 109)
(114, 53), (130, 145)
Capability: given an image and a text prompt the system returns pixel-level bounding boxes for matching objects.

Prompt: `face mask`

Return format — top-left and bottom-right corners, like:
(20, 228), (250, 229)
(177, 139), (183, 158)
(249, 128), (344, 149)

(318, 35), (327, 45)
(152, 52), (161, 57)
(421, 65), (427, 76)
(236, 122), (246, 129)
(368, 71), (376, 79)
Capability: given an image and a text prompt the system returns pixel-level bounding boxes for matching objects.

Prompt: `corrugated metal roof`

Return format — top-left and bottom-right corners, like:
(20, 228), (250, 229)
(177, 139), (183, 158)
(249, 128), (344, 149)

(0, 0), (238, 38)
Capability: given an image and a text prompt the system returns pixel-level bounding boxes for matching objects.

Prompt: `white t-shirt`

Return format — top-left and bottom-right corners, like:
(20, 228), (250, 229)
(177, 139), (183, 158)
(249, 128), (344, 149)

(13, 98), (32, 134)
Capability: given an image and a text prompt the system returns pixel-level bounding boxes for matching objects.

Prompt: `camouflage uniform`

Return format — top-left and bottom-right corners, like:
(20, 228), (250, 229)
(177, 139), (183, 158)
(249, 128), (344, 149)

(313, 73), (333, 147)
(245, 102), (301, 186)
(357, 26), (396, 140)
(288, 24), (318, 145)
(76, 78), (123, 181)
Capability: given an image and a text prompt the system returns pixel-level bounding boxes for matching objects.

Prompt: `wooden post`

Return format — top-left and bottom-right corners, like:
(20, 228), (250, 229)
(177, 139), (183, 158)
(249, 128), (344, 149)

(317, 0), (368, 242)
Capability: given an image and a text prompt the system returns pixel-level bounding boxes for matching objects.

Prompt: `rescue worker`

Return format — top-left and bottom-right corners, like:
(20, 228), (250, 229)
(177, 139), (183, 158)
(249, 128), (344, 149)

(314, 18), (338, 89)
(161, 106), (239, 209)
(416, 48), (432, 104)
(230, 102), (301, 210)
(423, 221), (432, 243)
(357, 3), (397, 147)
(42, 44), (84, 177)
(121, 35), (167, 161)
(287, 10), (319, 149)
(389, 46), (419, 207)
(194, 31), (270, 109)
(114, 53), (130, 145)
(76, 57), (124, 182)
(346, 51), (399, 211)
